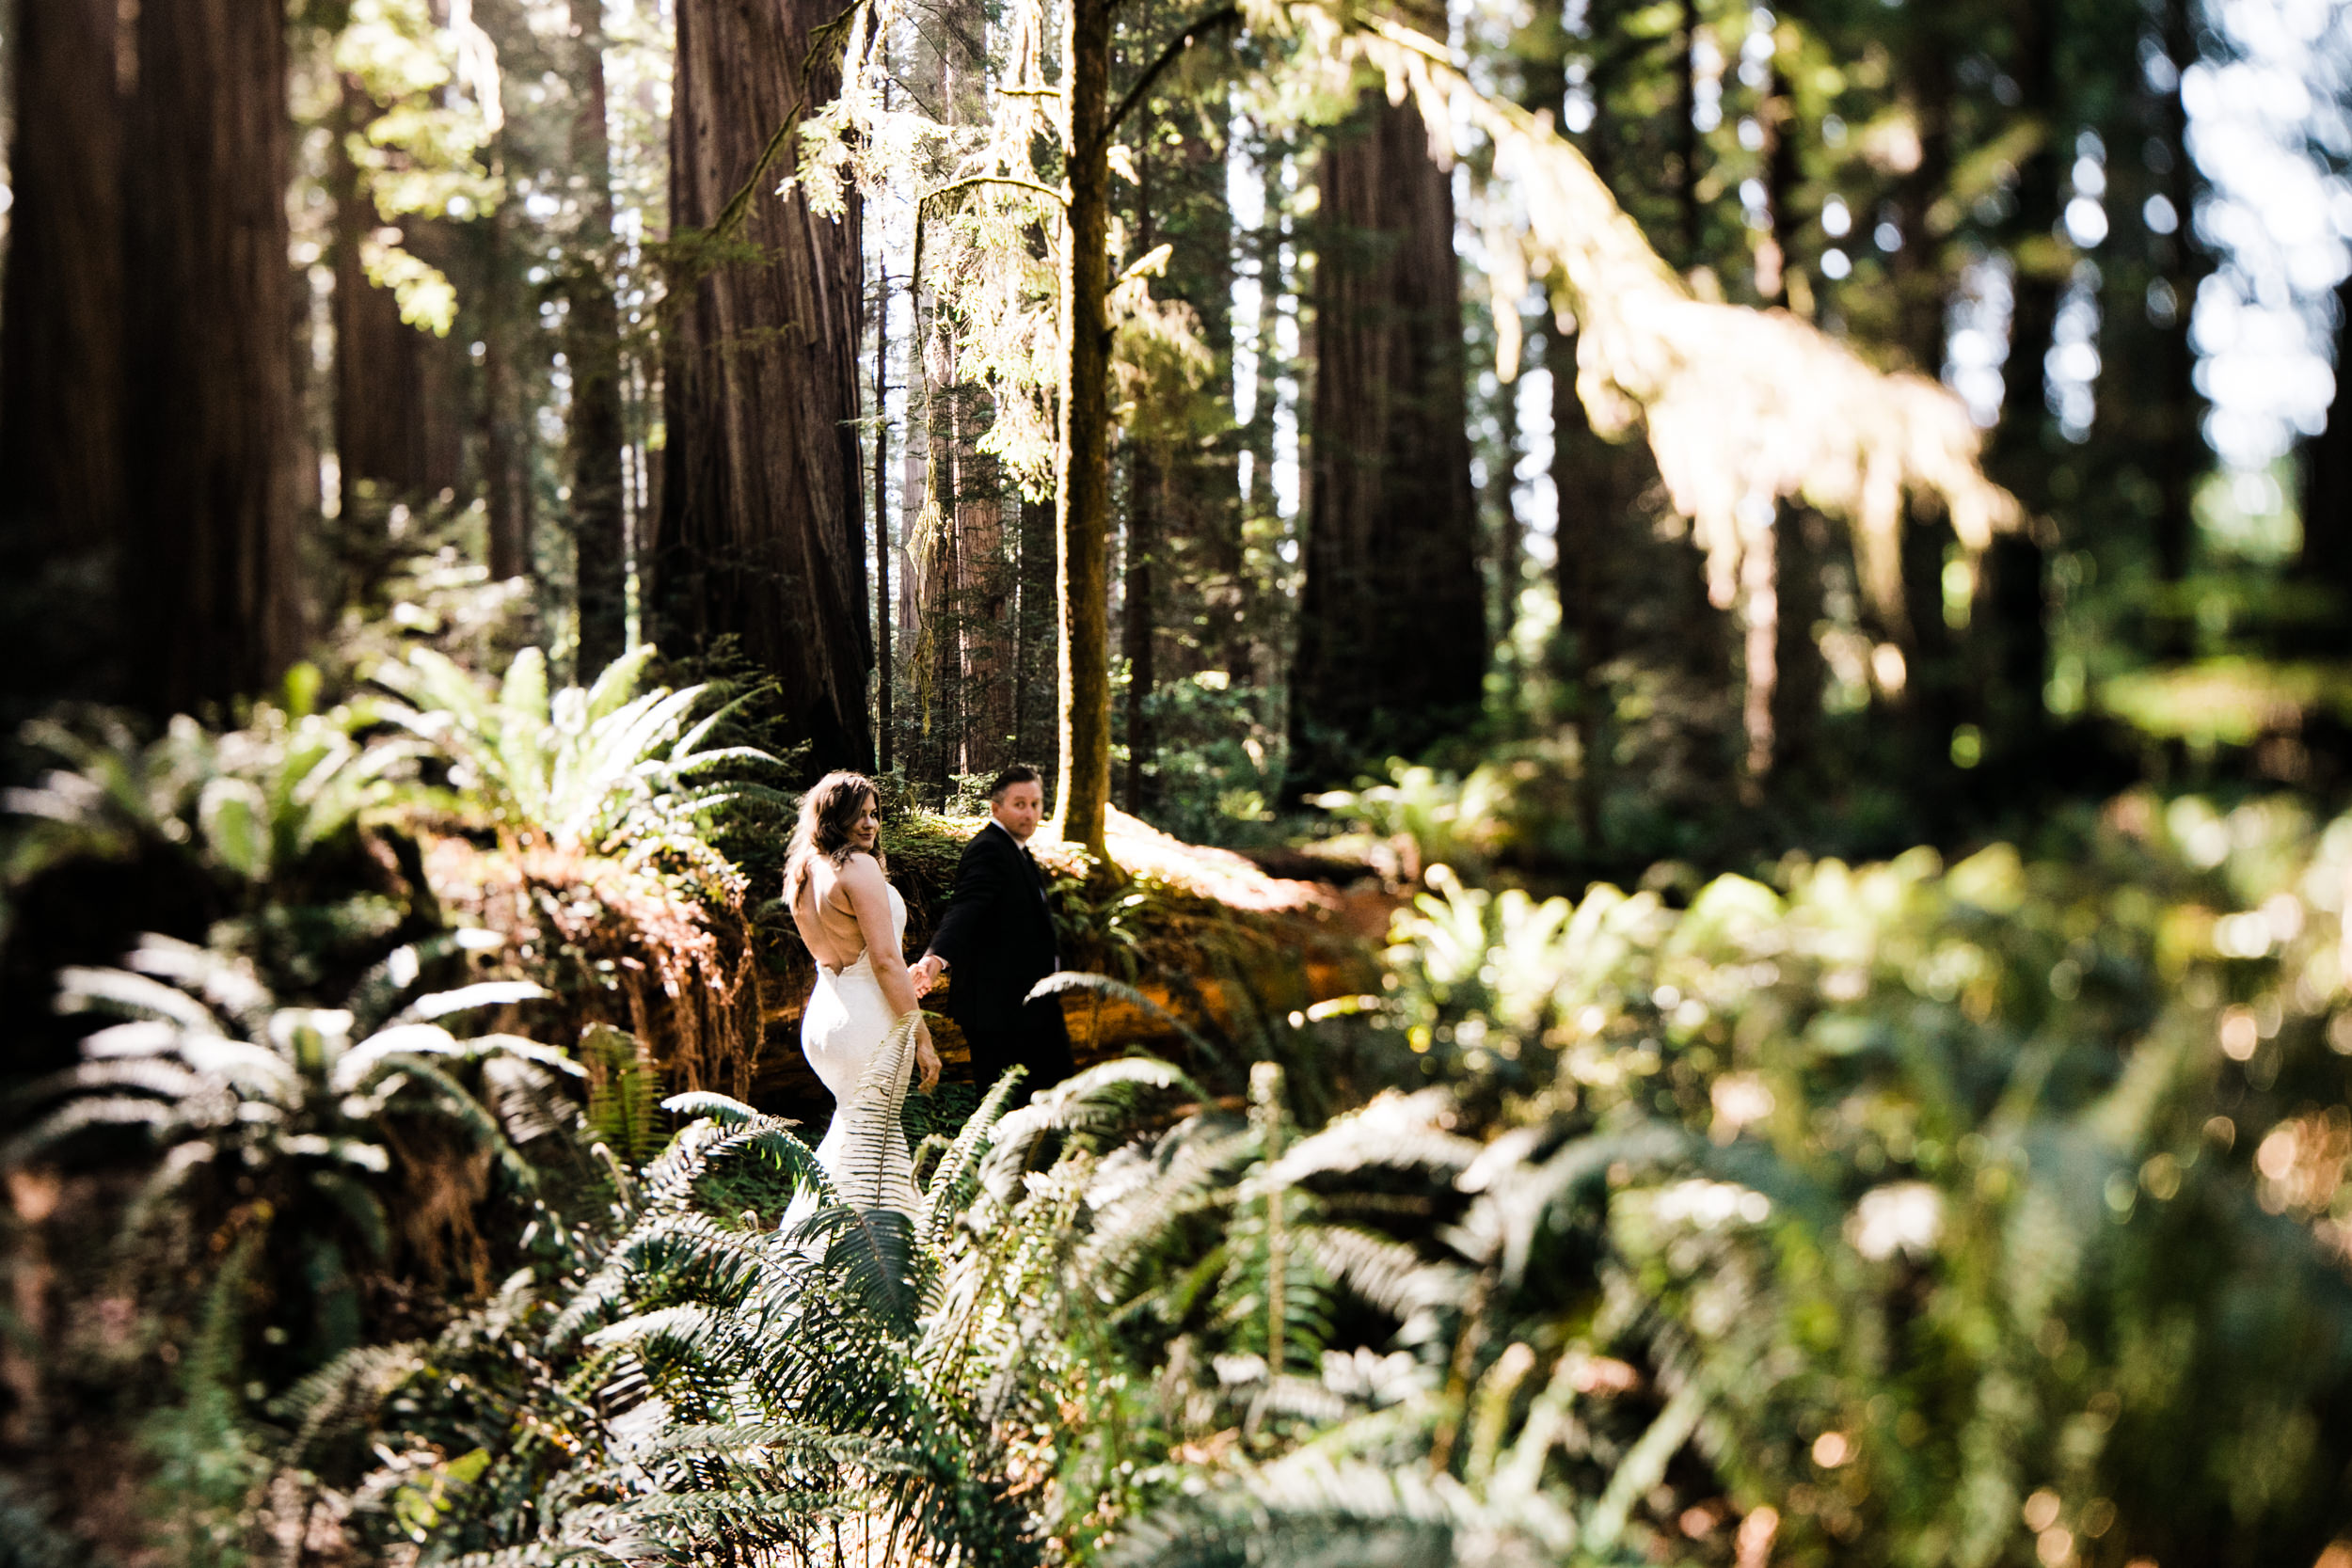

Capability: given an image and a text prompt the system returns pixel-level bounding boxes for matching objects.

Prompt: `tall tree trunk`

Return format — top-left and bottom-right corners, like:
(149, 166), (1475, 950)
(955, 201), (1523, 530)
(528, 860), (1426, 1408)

(875, 269), (896, 772)
(1758, 52), (1798, 307)
(955, 407), (1012, 774)
(121, 0), (303, 715)
(1980, 0), (2061, 775)
(1055, 0), (1116, 854)
(1677, 0), (1701, 269)
(1545, 0), (1614, 847)
(1285, 94), (1485, 798)
(1771, 509), (1828, 792)
(569, 0), (628, 674)
(660, 0), (871, 773)
(1015, 492), (1057, 771)
(331, 83), (463, 509)
(1883, 13), (1960, 811)
(482, 182), (535, 582)
(2150, 0), (2211, 622)
(1123, 447), (1157, 812)
(0, 0), (124, 711)
(2299, 273), (2352, 651)
(1757, 40), (1827, 794)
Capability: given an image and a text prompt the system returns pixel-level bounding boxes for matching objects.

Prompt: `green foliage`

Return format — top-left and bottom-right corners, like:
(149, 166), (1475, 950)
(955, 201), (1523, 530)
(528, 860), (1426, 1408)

(2, 702), (433, 990)
(6, 932), (577, 1359)
(374, 643), (788, 863)
(1131, 794), (2352, 1565)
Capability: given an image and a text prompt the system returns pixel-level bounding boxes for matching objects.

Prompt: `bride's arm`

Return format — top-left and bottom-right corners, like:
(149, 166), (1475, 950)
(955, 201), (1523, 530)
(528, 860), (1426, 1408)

(841, 854), (922, 1019)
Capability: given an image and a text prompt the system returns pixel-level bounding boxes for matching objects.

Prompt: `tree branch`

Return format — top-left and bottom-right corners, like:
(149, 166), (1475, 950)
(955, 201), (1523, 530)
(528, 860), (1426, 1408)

(920, 174), (1070, 213)
(1101, 5), (1243, 147)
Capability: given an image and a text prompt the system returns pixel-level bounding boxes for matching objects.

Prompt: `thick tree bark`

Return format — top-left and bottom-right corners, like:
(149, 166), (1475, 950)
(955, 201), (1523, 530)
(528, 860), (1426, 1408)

(1285, 94), (1485, 798)
(660, 0), (871, 774)
(0, 0), (125, 710)
(120, 0), (304, 715)
(1055, 0), (1116, 854)
(954, 406), (1013, 774)
(481, 187), (535, 582)
(332, 84), (464, 509)
(569, 0), (629, 674)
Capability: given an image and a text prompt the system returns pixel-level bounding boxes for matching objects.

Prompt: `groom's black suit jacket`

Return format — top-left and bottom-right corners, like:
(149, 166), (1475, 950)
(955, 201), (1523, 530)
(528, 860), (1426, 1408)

(925, 820), (1062, 1037)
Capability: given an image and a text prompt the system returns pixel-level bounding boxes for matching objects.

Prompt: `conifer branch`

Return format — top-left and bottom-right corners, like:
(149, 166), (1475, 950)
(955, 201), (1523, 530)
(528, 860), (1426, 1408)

(1102, 5), (1243, 145)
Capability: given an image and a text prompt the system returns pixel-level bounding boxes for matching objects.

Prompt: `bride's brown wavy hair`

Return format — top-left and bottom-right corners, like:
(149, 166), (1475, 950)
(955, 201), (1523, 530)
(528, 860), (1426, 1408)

(784, 771), (884, 908)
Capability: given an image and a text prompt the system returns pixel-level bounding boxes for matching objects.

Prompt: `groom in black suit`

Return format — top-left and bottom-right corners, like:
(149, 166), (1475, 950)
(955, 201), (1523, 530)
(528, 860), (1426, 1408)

(911, 765), (1075, 1097)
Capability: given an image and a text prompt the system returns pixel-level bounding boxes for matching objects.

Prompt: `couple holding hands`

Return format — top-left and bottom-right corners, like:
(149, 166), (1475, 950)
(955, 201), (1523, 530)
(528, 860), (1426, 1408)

(782, 765), (1076, 1214)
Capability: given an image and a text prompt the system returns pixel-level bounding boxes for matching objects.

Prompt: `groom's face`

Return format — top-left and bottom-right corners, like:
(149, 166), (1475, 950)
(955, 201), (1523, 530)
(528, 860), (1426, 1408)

(993, 780), (1044, 842)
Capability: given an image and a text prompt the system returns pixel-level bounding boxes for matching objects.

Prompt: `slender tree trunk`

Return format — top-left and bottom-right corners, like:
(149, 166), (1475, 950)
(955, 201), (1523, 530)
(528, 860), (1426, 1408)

(1758, 53), (1798, 307)
(933, 459), (959, 800)
(120, 0), (303, 714)
(482, 180), (534, 582)
(1771, 509), (1827, 792)
(2299, 273), (2352, 651)
(875, 271), (896, 771)
(660, 0), (871, 773)
(568, 0), (628, 673)
(1055, 0), (1116, 854)
(1677, 0), (1701, 269)
(1980, 0), (2060, 773)
(0, 0), (124, 710)
(1123, 447), (1157, 812)
(1884, 14), (1960, 809)
(1015, 492), (1057, 771)
(2151, 0), (2210, 618)
(1285, 94), (1485, 798)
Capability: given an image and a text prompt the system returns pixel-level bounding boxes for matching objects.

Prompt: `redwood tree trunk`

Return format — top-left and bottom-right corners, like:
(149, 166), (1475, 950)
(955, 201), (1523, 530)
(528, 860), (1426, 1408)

(1056, 0), (1116, 854)
(120, 0), (303, 715)
(1285, 95), (1485, 798)
(481, 183), (535, 583)
(569, 0), (628, 674)
(332, 83), (464, 509)
(0, 0), (125, 710)
(660, 0), (871, 773)
(955, 404), (1012, 774)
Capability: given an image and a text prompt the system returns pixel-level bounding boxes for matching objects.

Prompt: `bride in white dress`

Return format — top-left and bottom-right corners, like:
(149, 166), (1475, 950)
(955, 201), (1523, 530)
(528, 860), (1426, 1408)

(783, 772), (942, 1218)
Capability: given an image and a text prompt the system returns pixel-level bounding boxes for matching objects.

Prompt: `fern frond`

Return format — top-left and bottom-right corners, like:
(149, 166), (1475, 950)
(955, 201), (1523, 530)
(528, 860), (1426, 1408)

(1107, 1456), (1458, 1568)
(1269, 1089), (1482, 1186)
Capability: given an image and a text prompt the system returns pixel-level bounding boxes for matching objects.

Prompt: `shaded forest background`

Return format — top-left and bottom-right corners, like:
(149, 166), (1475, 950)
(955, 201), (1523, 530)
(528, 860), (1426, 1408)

(9, 0), (2352, 856)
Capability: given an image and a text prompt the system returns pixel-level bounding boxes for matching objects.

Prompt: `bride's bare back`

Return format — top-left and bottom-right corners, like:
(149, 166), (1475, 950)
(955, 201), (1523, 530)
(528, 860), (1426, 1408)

(795, 850), (910, 974)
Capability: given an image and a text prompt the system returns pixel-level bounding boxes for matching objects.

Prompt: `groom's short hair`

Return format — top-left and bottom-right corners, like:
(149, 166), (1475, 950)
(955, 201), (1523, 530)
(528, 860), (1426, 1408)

(987, 764), (1042, 801)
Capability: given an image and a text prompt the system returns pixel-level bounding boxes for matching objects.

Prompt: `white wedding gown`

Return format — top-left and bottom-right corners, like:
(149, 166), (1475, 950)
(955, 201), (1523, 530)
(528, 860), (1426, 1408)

(793, 882), (921, 1220)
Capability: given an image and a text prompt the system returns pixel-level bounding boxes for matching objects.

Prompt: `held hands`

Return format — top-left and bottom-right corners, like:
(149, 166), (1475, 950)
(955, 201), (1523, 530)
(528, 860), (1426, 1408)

(908, 953), (946, 997)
